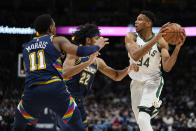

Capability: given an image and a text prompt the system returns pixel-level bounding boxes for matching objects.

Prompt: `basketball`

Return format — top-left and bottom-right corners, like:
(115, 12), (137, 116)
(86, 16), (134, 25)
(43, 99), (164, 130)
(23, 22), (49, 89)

(163, 23), (185, 45)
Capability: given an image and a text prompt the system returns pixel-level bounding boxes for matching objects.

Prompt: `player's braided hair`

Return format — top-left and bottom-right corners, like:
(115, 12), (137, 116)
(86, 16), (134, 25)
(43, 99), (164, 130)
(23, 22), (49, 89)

(140, 11), (156, 26)
(72, 24), (100, 45)
(33, 14), (53, 34)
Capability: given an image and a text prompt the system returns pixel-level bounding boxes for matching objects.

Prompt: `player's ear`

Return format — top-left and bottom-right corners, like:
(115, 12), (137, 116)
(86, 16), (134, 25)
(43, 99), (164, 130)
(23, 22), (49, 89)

(146, 20), (152, 27)
(86, 37), (91, 44)
(49, 25), (52, 33)
(49, 19), (55, 34)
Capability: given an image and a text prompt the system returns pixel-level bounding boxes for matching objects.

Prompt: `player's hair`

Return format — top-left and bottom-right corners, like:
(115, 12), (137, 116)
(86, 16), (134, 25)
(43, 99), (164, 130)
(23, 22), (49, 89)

(72, 24), (100, 45)
(33, 14), (53, 34)
(140, 11), (156, 26)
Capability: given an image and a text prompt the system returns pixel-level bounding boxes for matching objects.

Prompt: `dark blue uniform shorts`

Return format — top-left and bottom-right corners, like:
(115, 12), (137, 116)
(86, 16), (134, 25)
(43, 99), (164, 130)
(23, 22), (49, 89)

(12, 81), (85, 131)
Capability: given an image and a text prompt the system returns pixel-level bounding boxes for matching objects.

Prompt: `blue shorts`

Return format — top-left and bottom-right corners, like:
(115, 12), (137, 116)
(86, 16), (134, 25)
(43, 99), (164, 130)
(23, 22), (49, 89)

(20, 81), (72, 121)
(12, 79), (85, 131)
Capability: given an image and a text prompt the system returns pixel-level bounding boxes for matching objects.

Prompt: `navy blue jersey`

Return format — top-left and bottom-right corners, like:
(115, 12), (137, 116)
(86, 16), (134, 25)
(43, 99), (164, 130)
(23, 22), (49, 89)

(23, 35), (61, 88)
(66, 57), (98, 98)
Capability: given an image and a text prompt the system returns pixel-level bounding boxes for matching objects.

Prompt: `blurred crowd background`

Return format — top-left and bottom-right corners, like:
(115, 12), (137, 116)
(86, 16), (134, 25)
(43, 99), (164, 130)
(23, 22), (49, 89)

(0, 0), (196, 131)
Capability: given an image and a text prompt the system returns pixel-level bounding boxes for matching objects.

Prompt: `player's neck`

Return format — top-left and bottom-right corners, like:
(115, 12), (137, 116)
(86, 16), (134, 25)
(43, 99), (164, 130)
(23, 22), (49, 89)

(139, 28), (153, 41)
(38, 34), (48, 37)
(39, 31), (53, 37)
(86, 43), (93, 46)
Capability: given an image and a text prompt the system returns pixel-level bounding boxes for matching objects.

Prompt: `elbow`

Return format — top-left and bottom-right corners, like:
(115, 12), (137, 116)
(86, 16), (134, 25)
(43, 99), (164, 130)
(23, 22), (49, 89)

(62, 73), (69, 78)
(132, 57), (140, 61)
(113, 73), (122, 81)
(113, 78), (121, 81)
(131, 56), (140, 61)
(62, 70), (71, 78)
(63, 73), (73, 78)
(130, 53), (140, 61)
(163, 67), (171, 72)
(164, 69), (170, 73)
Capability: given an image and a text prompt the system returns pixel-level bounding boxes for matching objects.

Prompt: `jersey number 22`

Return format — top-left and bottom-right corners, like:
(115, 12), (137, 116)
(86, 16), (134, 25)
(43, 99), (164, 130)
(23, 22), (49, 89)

(79, 72), (91, 85)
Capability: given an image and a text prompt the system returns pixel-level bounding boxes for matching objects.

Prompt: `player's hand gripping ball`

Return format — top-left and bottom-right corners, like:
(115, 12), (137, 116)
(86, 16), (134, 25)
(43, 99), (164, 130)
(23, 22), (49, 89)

(163, 23), (186, 45)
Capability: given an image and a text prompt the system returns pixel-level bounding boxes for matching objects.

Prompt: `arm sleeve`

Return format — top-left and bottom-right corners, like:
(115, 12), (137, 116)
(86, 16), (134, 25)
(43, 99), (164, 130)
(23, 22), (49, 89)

(76, 45), (100, 57)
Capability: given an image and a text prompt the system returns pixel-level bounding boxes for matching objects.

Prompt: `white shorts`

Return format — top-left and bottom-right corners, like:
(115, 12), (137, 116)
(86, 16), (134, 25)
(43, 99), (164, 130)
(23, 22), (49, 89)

(130, 76), (164, 121)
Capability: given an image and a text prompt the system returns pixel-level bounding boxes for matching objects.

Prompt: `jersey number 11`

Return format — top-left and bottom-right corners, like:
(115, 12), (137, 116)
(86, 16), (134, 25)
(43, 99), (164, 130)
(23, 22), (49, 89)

(29, 50), (46, 71)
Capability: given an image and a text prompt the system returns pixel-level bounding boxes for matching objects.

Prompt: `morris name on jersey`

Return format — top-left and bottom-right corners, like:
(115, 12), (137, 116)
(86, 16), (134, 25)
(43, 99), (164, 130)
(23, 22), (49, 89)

(26, 41), (48, 52)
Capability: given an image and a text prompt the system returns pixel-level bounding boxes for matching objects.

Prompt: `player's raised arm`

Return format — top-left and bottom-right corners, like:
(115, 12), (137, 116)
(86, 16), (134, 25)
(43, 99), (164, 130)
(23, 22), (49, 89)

(125, 26), (168, 61)
(53, 36), (108, 57)
(160, 32), (186, 72)
(62, 52), (99, 78)
(97, 58), (138, 81)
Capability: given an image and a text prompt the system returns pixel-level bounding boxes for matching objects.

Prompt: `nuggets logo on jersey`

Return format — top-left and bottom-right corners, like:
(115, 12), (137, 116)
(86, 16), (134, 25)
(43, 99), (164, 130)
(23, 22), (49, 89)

(83, 66), (97, 74)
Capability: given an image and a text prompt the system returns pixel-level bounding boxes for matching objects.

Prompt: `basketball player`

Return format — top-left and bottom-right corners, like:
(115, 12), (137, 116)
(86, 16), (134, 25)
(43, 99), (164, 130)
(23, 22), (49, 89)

(12, 14), (109, 131)
(125, 11), (186, 131)
(57, 24), (139, 131)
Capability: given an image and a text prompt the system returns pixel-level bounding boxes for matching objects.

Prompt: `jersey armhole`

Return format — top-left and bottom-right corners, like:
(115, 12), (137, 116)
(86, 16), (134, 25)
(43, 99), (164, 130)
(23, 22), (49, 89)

(156, 42), (161, 53)
(134, 32), (138, 38)
(132, 32), (138, 42)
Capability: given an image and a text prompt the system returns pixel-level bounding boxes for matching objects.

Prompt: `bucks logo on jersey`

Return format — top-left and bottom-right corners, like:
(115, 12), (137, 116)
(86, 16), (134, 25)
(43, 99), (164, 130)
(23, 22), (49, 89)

(137, 45), (158, 68)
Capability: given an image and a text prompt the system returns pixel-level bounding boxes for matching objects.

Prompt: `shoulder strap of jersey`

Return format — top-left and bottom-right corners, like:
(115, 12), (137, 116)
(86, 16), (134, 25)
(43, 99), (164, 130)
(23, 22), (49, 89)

(134, 32), (138, 38)
(50, 35), (54, 42)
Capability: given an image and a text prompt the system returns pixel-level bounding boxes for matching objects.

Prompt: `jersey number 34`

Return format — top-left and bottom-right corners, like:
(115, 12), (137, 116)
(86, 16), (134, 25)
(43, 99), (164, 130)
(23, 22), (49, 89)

(137, 57), (150, 67)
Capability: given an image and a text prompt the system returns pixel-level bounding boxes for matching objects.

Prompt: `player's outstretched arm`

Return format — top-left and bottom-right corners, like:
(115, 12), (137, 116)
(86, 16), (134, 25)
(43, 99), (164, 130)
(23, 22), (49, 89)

(160, 32), (186, 72)
(53, 36), (108, 57)
(62, 52), (98, 78)
(97, 58), (138, 81)
(125, 23), (169, 61)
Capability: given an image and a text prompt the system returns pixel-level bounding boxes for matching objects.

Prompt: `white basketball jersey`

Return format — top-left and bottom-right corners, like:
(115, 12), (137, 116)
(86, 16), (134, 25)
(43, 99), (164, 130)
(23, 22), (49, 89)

(128, 33), (162, 81)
